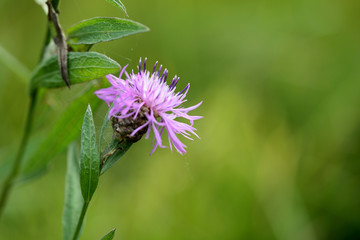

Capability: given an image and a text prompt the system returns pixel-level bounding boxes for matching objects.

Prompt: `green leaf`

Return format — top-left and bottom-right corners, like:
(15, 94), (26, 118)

(100, 139), (132, 175)
(30, 52), (120, 93)
(67, 17), (149, 45)
(100, 228), (116, 240)
(63, 143), (84, 240)
(0, 44), (31, 84)
(19, 84), (101, 182)
(105, 0), (128, 16)
(68, 43), (93, 53)
(80, 105), (100, 202)
(99, 109), (110, 151)
(0, 149), (15, 183)
(51, 0), (60, 10)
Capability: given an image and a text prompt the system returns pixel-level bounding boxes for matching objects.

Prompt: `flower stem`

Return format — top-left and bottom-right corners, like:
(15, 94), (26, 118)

(72, 201), (89, 240)
(0, 90), (38, 218)
(0, 8), (53, 218)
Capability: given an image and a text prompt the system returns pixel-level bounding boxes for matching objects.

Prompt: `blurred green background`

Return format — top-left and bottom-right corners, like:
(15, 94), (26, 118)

(1, 0), (360, 239)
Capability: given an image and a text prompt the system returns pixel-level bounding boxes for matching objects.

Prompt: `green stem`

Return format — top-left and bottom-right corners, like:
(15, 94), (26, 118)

(0, 5), (56, 218)
(0, 90), (38, 218)
(39, 27), (51, 62)
(72, 201), (89, 240)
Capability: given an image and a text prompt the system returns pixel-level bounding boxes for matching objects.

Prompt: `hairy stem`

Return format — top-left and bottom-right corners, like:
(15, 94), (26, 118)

(0, 91), (38, 218)
(72, 201), (89, 240)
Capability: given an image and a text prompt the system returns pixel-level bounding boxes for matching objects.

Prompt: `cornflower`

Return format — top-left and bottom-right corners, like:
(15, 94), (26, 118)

(95, 58), (202, 155)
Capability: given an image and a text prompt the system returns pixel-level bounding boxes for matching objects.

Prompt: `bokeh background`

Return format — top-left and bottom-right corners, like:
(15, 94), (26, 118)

(1, 0), (360, 239)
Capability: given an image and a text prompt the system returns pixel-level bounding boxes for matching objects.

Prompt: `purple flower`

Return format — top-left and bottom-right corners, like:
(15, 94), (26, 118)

(95, 58), (202, 155)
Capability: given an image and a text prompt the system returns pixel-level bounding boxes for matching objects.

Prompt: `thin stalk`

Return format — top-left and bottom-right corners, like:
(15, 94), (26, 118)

(0, 90), (38, 218)
(72, 201), (89, 240)
(0, 0), (63, 220)
(0, 11), (52, 218)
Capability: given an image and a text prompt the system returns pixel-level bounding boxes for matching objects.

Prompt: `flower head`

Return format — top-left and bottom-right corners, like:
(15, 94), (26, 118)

(95, 58), (202, 155)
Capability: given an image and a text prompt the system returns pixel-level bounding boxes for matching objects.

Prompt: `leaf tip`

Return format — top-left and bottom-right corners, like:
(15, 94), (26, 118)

(101, 228), (116, 240)
(85, 104), (94, 120)
(106, 0), (128, 16)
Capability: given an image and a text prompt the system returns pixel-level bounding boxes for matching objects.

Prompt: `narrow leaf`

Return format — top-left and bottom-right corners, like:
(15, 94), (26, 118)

(0, 149), (16, 183)
(0, 44), (31, 84)
(30, 52), (120, 93)
(80, 105), (100, 202)
(67, 17), (149, 45)
(1, 133), (45, 183)
(100, 139), (132, 175)
(51, 0), (60, 10)
(99, 110), (110, 151)
(100, 228), (116, 240)
(105, 0), (128, 16)
(19, 84), (101, 182)
(63, 143), (84, 240)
